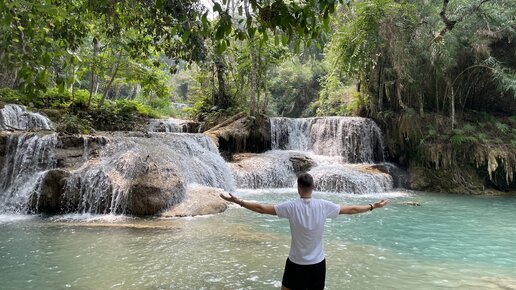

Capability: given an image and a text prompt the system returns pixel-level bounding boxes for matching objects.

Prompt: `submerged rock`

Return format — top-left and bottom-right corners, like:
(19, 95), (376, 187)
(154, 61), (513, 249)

(161, 186), (228, 217)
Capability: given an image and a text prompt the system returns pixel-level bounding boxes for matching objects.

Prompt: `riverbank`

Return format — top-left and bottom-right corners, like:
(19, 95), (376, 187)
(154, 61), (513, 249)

(372, 111), (516, 195)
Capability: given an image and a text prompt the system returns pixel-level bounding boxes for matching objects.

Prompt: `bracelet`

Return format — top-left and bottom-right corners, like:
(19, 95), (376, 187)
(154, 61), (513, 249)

(238, 199), (244, 207)
(368, 204), (374, 211)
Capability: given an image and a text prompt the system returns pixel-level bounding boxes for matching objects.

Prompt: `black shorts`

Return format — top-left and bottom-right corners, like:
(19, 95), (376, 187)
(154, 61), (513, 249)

(281, 258), (326, 290)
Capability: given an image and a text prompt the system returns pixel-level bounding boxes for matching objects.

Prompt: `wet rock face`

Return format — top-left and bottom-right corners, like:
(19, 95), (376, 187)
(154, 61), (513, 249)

(30, 169), (70, 214)
(288, 153), (315, 174)
(229, 151), (316, 189)
(54, 134), (107, 169)
(230, 152), (296, 189)
(309, 164), (393, 194)
(146, 118), (200, 133)
(161, 186), (228, 217)
(126, 164), (186, 216)
(0, 133), (7, 171)
(205, 113), (272, 160)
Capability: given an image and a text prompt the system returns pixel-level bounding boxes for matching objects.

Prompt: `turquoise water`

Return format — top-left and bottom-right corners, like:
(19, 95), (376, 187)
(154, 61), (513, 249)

(1, 190), (515, 290)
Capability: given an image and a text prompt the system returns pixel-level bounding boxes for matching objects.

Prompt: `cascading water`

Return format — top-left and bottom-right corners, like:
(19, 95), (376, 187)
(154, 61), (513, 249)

(0, 104), (54, 131)
(270, 117), (384, 163)
(231, 117), (395, 194)
(0, 104), (399, 215)
(147, 118), (188, 133)
(229, 151), (297, 189)
(61, 133), (235, 214)
(0, 133), (58, 212)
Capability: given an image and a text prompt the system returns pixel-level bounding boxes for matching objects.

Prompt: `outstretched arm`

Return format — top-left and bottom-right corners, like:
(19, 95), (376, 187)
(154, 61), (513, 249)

(339, 199), (389, 215)
(220, 193), (277, 215)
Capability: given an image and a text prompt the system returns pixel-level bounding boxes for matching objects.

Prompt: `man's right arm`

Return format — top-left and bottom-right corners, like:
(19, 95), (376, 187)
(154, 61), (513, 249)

(220, 193), (277, 215)
(339, 199), (389, 215)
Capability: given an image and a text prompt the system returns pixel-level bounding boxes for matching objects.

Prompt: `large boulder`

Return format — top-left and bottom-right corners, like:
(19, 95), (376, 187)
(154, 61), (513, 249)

(205, 112), (271, 160)
(288, 152), (316, 174)
(126, 163), (186, 216)
(0, 132), (8, 172)
(30, 169), (70, 214)
(54, 134), (107, 169)
(161, 186), (228, 217)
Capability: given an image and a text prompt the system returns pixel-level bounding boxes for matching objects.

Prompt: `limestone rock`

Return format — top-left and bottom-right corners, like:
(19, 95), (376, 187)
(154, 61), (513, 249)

(126, 164), (186, 216)
(288, 152), (315, 174)
(161, 186), (228, 217)
(31, 169), (70, 214)
(205, 112), (271, 160)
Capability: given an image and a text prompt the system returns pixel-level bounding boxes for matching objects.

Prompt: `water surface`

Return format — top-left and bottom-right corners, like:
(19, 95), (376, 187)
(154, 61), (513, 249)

(1, 190), (515, 290)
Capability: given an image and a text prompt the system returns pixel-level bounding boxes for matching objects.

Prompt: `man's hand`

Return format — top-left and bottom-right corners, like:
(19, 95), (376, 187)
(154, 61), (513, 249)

(219, 193), (242, 205)
(372, 199), (390, 209)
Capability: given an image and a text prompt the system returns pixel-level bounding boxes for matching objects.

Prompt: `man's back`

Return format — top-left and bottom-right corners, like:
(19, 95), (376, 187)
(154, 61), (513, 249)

(275, 198), (340, 265)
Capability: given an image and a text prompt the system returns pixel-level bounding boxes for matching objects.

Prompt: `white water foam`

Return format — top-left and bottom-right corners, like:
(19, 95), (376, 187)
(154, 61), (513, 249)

(0, 133), (58, 213)
(270, 117), (384, 163)
(0, 104), (54, 131)
(147, 118), (188, 133)
(61, 133), (235, 214)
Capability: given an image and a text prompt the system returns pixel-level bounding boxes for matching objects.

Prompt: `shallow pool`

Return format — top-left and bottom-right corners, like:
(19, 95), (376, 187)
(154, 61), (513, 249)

(1, 190), (515, 289)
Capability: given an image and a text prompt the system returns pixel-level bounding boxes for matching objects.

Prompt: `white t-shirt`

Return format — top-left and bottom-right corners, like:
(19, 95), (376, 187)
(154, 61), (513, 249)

(274, 198), (340, 265)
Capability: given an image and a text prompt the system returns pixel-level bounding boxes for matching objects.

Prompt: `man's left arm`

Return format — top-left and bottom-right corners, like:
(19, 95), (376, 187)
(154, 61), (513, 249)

(339, 199), (389, 215)
(220, 193), (277, 215)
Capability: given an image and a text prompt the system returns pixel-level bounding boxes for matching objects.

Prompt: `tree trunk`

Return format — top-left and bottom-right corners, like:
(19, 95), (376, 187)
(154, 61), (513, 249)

(262, 68), (268, 113)
(244, 0), (257, 115)
(99, 52), (122, 108)
(87, 38), (100, 109)
(378, 62), (384, 112)
(215, 57), (226, 108)
(250, 41), (257, 116)
(396, 82), (409, 111)
(450, 84), (455, 129)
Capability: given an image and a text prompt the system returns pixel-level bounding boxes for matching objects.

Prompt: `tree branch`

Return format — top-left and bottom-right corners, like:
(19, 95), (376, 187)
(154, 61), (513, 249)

(434, 0), (492, 41)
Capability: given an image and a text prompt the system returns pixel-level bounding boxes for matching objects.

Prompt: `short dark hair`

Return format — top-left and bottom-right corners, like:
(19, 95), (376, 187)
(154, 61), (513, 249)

(297, 173), (314, 188)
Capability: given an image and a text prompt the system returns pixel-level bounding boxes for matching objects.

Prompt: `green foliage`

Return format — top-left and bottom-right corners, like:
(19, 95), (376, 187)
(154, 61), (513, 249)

(56, 113), (92, 135)
(0, 88), (25, 104)
(268, 58), (324, 117)
(450, 129), (478, 146)
(321, 0), (516, 119)
(463, 123), (476, 133)
(494, 121), (509, 134)
(476, 133), (487, 143)
(311, 76), (368, 117)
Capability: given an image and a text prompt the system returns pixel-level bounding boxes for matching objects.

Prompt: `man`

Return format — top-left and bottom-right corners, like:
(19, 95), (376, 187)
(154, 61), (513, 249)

(220, 172), (389, 290)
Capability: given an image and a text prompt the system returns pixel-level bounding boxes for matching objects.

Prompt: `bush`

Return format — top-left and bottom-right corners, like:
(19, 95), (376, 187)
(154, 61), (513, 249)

(56, 113), (92, 134)
(0, 88), (26, 104)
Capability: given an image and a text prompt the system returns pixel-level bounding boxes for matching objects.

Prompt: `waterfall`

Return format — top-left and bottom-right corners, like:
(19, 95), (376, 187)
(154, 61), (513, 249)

(0, 104), (54, 131)
(309, 164), (393, 194)
(270, 117), (384, 163)
(230, 117), (396, 194)
(230, 151), (297, 189)
(61, 133), (235, 214)
(0, 133), (58, 212)
(147, 118), (188, 133)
